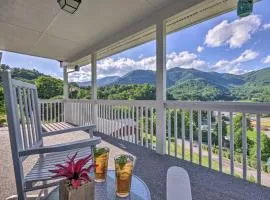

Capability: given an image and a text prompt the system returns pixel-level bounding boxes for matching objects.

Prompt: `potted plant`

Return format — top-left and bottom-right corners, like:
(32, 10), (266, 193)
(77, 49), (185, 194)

(49, 152), (96, 200)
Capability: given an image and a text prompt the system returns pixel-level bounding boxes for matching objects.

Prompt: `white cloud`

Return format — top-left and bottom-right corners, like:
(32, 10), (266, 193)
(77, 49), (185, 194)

(166, 51), (208, 71)
(263, 23), (270, 30)
(197, 46), (204, 53)
(234, 49), (259, 63)
(205, 15), (261, 48)
(263, 55), (270, 64)
(68, 51), (209, 82)
(213, 49), (259, 74)
(68, 65), (92, 82)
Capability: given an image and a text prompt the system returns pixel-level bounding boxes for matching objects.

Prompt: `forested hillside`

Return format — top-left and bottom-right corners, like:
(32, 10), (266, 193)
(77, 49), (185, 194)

(104, 67), (270, 102)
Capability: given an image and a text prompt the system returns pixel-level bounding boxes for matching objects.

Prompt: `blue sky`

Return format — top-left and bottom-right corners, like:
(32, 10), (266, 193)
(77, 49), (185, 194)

(1, 1), (270, 82)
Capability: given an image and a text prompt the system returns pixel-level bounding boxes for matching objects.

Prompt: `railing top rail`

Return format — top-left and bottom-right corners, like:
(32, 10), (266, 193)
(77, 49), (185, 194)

(39, 99), (270, 113)
(95, 100), (157, 107)
(165, 100), (270, 114)
(39, 99), (64, 103)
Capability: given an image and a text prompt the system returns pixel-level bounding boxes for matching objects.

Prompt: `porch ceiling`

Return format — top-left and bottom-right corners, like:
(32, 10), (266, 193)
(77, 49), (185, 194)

(0, 0), (187, 62)
(0, 0), (240, 68)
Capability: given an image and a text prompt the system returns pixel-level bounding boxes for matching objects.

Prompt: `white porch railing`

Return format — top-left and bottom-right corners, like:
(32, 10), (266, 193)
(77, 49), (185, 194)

(39, 99), (270, 186)
(39, 99), (65, 123)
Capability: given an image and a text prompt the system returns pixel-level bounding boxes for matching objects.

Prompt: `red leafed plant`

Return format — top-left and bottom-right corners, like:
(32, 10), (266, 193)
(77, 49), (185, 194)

(49, 152), (96, 189)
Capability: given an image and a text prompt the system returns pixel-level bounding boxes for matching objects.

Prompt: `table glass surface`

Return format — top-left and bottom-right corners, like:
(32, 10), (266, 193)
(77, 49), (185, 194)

(45, 170), (151, 200)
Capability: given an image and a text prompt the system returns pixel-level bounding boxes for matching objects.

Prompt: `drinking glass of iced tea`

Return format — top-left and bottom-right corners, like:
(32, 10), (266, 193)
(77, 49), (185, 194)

(93, 147), (110, 182)
(114, 154), (134, 198)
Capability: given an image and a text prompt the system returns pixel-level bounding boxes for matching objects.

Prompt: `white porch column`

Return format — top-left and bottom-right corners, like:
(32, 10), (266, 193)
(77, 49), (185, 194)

(91, 53), (98, 126)
(62, 62), (69, 122)
(62, 62), (69, 99)
(156, 20), (166, 155)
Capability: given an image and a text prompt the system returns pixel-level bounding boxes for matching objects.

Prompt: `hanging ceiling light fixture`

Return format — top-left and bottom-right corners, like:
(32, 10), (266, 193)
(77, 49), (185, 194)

(57, 0), (82, 14)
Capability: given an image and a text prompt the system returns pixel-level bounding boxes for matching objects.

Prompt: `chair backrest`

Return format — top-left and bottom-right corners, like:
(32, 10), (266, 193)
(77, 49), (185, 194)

(167, 166), (192, 200)
(1, 71), (43, 152)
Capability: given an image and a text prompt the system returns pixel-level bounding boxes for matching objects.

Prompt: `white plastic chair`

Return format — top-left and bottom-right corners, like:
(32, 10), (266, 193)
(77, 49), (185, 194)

(167, 166), (192, 200)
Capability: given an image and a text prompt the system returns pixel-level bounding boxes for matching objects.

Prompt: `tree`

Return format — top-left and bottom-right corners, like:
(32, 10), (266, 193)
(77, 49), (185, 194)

(36, 76), (63, 99)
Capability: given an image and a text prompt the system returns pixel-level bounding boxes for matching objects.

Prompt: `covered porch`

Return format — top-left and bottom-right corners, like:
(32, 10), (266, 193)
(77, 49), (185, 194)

(1, 0), (270, 199)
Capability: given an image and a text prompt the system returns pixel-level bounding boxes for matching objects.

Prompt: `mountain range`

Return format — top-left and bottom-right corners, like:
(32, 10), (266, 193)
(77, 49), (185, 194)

(78, 67), (270, 88)
(76, 67), (270, 101)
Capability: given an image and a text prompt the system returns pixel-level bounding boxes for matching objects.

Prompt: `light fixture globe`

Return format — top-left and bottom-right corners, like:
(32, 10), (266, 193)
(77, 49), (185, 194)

(74, 65), (80, 72)
(57, 0), (81, 14)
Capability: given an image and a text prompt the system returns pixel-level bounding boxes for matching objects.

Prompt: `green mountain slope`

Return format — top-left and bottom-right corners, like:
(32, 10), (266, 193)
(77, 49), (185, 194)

(111, 67), (246, 88)
(109, 67), (270, 102)
(113, 70), (156, 85)
(168, 79), (234, 101)
(242, 67), (270, 85)
(167, 67), (245, 88)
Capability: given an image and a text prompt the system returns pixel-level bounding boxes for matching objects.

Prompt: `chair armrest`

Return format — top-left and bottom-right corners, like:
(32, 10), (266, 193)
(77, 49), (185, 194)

(19, 137), (101, 157)
(42, 125), (96, 137)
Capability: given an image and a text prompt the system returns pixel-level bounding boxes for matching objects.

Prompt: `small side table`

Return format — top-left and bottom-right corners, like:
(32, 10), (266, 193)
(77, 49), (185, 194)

(45, 170), (151, 200)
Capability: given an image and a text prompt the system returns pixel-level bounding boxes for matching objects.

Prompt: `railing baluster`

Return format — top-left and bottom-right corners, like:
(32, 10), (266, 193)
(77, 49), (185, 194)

(50, 102), (53, 123)
(181, 109), (185, 160)
(189, 110), (193, 162)
(117, 106), (119, 138)
(62, 101), (64, 122)
(58, 101), (60, 122)
(145, 107), (149, 148)
(54, 102), (56, 122)
(132, 106), (135, 143)
(230, 112), (234, 176)
(136, 106), (139, 145)
(113, 105), (115, 137)
(104, 104), (107, 134)
(208, 110), (212, 169)
(198, 110), (202, 165)
(121, 105), (124, 140)
(141, 106), (144, 146)
(89, 103), (92, 126)
(46, 101), (48, 122)
(103, 104), (105, 133)
(101, 104), (103, 133)
(127, 106), (130, 142)
(110, 105), (112, 136)
(168, 109), (171, 155)
(124, 106), (127, 140)
(256, 114), (261, 185)
(43, 102), (45, 122)
(218, 111), (223, 172)
(151, 107), (154, 149)
(106, 104), (110, 135)
(174, 109), (178, 157)
(242, 113), (247, 180)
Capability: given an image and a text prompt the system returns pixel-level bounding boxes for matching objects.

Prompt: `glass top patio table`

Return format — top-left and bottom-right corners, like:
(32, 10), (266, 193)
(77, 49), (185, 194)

(45, 170), (151, 200)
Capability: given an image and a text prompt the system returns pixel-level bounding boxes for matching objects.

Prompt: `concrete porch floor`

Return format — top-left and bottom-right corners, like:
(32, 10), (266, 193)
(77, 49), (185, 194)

(1, 126), (270, 200)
